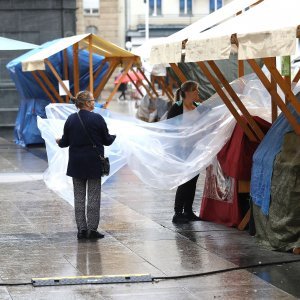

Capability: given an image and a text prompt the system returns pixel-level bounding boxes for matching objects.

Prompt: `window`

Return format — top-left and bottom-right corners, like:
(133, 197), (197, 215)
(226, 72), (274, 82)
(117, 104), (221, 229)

(83, 0), (99, 15)
(86, 26), (98, 34)
(149, 0), (162, 16)
(180, 0), (192, 15)
(210, 0), (223, 13)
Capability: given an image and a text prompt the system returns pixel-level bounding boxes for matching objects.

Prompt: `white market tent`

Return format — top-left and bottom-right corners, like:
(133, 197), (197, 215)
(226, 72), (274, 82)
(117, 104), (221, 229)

(149, 0), (262, 65)
(148, 0), (300, 139)
(0, 37), (38, 51)
(147, 0), (300, 230)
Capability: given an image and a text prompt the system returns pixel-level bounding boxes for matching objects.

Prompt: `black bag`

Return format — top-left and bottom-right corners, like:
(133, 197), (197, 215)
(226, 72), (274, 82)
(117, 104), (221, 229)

(77, 112), (110, 177)
(100, 156), (110, 176)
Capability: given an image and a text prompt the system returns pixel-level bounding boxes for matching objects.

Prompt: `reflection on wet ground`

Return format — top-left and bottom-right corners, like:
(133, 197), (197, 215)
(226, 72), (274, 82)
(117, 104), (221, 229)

(0, 101), (299, 299)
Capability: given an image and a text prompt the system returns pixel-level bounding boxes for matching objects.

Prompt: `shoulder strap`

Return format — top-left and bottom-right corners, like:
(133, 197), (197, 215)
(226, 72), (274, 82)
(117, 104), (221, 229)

(77, 112), (103, 158)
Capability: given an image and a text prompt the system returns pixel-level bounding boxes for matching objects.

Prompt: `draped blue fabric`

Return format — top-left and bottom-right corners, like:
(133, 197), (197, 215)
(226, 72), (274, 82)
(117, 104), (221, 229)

(7, 37), (108, 146)
(250, 101), (300, 215)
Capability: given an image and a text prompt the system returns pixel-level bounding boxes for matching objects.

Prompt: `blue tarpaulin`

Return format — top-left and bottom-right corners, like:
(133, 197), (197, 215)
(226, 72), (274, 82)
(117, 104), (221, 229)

(6, 38), (108, 146)
(250, 101), (300, 215)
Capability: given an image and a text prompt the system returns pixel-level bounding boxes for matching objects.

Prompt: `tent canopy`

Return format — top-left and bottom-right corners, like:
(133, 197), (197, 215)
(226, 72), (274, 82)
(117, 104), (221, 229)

(0, 37), (38, 51)
(22, 33), (139, 72)
(149, 0), (262, 64)
(150, 0), (300, 64)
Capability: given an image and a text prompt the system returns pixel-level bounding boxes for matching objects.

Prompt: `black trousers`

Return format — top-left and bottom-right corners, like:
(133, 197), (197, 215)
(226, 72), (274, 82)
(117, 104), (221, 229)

(174, 174), (199, 214)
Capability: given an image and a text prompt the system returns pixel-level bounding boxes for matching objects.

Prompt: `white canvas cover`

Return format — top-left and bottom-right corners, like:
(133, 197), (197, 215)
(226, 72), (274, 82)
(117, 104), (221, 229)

(149, 0), (261, 64)
(22, 34), (89, 71)
(186, 0), (299, 62)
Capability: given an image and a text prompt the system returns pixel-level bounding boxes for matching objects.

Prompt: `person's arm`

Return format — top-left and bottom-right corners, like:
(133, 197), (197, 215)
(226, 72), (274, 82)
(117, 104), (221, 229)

(98, 115), (116, 146)
(56, 118), (70, 148)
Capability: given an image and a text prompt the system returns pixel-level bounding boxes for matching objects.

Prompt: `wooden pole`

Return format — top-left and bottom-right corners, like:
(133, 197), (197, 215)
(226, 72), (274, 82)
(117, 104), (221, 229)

(63, 49), (69, 103)
(94, 60), (119, 100)
(169, 63), (187, 83)
(264, 57), (300, 114)
(208, 60), (265, 141)
(45, 59), (73, 99)
(197, 61), (258, 142)
(137, 67), (159, 97)
(105, 62), (133, 107)
(269, 57), (278, 123)
(248, 59), (300, 135)
(37, 70), (64, 103)
(131, 68), (154, 99)
(88, 35), (94, 94)
(31, 71), (56, 103)
(73, 42), (79, 95)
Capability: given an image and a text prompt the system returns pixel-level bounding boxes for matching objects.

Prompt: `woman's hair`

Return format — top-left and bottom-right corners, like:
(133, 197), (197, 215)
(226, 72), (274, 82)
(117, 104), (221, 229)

(73, 90), (94, 109)
(174, 80), (199, 101)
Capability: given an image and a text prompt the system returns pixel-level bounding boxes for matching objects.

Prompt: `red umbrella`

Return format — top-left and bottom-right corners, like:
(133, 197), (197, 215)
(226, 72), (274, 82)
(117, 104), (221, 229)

(114, 71), (144, 84)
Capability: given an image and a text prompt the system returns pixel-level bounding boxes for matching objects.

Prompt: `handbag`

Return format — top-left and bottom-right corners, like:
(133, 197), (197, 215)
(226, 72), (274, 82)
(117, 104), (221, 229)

(77, 112), (110, 176)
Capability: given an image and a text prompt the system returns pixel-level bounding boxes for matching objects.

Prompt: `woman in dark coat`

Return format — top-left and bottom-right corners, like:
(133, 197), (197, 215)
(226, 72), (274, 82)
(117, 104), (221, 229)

(167, 81), (202, 224)
(56, 91), (116, 239)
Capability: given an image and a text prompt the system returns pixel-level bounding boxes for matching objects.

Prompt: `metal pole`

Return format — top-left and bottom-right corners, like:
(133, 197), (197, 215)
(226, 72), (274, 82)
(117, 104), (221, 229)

(145, 0), (149, 41)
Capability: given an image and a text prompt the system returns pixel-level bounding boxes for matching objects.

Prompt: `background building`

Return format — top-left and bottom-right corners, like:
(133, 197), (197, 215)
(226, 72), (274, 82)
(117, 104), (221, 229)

(0, 0), (76, 126)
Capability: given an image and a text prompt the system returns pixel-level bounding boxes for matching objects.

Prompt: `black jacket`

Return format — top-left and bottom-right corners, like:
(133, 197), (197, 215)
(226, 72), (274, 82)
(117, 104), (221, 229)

(58, 109), (116, 179)
(167, 100), (199, 119)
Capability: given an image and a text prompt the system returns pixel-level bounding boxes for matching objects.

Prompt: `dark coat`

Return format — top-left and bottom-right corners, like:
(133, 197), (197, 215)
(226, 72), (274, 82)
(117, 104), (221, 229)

(58, 109), (116, 179)
(167, 100), (199, 119)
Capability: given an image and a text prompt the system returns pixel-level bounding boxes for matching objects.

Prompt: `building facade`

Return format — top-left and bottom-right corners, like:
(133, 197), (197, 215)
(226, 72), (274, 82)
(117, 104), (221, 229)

(76, 0), (234, 50)
(0, 0), (76, 126)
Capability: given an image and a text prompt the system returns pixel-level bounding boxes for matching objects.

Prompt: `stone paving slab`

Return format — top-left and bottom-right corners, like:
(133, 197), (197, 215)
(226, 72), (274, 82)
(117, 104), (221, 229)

(0, 129), (299, 299)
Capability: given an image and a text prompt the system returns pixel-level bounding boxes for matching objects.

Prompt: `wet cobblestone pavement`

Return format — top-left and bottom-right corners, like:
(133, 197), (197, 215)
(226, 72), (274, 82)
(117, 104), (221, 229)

(0, 119), (299, 299)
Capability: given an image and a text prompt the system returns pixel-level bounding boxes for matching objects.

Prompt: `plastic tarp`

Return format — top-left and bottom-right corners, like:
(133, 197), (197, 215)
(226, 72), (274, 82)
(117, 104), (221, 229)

(37, 72), (274, 206)
(7, 38), (108, 146)
(250, 98), (300, 215)
(0, 37), (38, 51)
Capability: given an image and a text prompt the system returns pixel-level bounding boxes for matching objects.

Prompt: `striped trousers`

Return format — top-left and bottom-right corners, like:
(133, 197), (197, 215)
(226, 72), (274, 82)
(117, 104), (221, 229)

(72, 178), (102, 231)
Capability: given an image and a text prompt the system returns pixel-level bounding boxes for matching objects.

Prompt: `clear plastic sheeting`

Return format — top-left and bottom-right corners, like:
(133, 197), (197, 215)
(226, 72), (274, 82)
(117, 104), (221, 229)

(37, 72), (273, 205)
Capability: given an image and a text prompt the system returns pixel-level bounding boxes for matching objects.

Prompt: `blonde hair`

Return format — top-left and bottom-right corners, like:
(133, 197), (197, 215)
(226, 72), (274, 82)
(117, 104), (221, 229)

(174, 80), (199, 102)
(74, 90), (94, 109)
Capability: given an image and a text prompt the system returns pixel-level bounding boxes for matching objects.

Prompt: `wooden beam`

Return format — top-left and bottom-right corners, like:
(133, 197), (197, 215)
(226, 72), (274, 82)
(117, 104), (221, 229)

(269, 57), (278, 123)
(207, 60), (265, 141)
(63, 49), (69, 103)
(197, 61), (259, 142)
(105, 62), (133, 107)
(131, 68), (154, 100)
(248, 59), (300, 135)
(157, 77), (174, 101)
(137, 67), (159, 97)
(31, 71), (56, 103)
(264, 57), (300, 114)
(37, 70), (63, 103)
(94, 60), (119, 100)
(88, 35), (94, 94)
(93, 58), (107, 82)
(73, 42), (79, 95)
(238, 60), (244, 77)
(169, 63), (187, 83)
(44, 59), (73, 99)
(127, 73), (144, 97)
(292, 68), (300, 84)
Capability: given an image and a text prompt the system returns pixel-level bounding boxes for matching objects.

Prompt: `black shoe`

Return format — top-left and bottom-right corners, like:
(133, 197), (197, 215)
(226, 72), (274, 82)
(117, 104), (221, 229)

(183, 211), (201, 221)
(77, 230), (87, 240)
(87, 230), (105, 239)
(172, 213), (189, 224)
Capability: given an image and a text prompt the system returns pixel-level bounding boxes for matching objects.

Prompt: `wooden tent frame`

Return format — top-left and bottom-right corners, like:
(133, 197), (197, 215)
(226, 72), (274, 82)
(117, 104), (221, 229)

(25, 34), (157, 107)
(164, 12), (300, 231)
